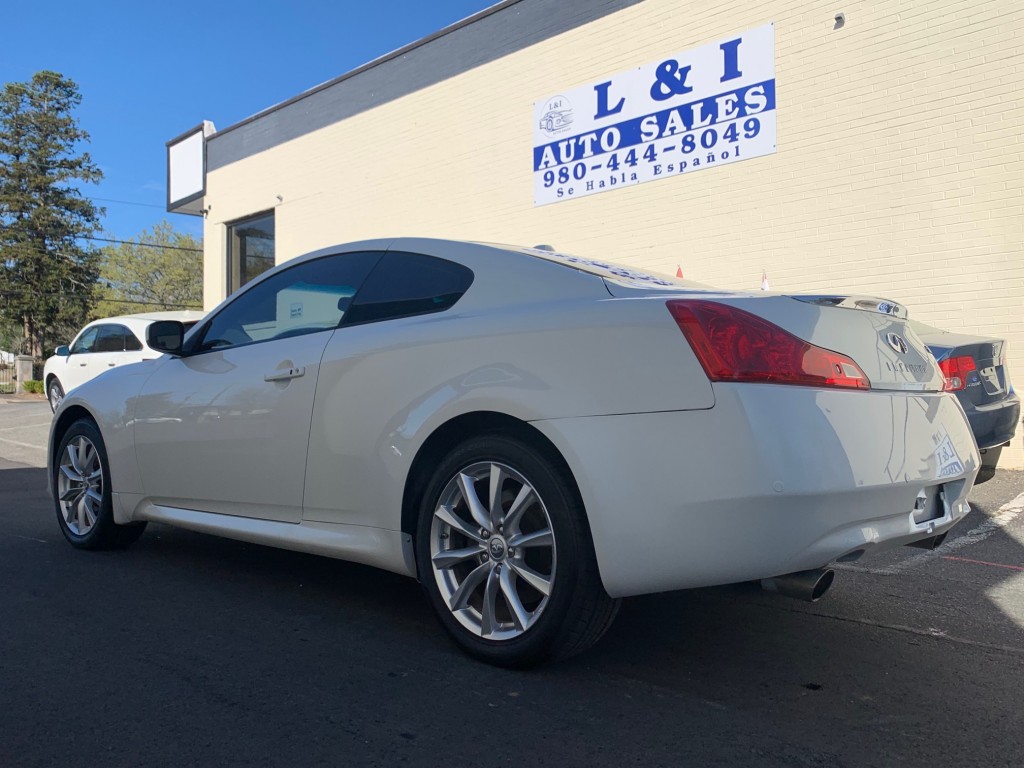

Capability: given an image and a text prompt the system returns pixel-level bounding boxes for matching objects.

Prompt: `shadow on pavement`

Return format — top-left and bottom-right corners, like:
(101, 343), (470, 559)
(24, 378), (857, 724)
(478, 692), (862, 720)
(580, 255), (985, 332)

(2, 464), (1023, 767)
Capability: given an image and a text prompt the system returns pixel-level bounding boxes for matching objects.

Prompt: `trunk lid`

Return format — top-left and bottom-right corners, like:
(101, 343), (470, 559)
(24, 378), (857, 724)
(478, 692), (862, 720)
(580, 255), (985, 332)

(603, 280), (944, 392)
(911, 323), (1011, 406)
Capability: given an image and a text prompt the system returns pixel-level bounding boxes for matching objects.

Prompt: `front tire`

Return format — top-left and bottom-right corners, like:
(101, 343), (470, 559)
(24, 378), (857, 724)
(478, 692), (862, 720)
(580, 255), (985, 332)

(415, 433), (618, 667)
(47, 378), (64, 412)
(54, 418), (146, 550)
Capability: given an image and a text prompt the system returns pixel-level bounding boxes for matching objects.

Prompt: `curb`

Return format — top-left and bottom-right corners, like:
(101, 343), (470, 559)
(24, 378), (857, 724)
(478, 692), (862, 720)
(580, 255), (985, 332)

(0, 395), (47, 405)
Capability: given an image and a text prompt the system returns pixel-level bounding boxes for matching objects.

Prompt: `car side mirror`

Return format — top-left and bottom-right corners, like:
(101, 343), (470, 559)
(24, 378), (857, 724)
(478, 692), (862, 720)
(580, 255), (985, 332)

(147, 321), (185, 354)
(55, 345), (70, 357)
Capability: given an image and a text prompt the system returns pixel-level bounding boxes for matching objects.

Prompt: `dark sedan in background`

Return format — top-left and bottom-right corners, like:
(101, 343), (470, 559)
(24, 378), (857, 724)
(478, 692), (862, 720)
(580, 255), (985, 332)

(913, 321), (1020, 482)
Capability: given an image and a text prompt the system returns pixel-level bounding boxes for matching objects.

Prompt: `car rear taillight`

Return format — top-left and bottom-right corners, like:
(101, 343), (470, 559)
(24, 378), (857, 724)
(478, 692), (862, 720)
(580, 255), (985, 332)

(667, 299), (870, 390)
(938, 355), (976, 391)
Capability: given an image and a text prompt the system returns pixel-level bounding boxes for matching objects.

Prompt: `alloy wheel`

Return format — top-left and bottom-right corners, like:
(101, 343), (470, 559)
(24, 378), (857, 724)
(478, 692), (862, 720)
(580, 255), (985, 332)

(49, 384), (63, 411)
(429, 461), (557, 640)
(57, 435), (104, 536)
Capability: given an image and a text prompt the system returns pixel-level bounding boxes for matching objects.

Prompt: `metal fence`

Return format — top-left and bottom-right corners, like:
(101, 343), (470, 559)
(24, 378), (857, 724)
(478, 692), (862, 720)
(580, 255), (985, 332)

(0, 362), (13, 395)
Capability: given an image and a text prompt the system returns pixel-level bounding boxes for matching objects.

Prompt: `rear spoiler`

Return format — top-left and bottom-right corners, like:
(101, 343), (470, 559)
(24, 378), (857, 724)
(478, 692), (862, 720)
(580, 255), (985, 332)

(789, 295), (907, 320)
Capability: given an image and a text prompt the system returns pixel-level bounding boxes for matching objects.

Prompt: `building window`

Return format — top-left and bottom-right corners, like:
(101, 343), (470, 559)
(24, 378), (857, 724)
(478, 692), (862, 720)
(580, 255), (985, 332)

(227, 211), (275, 293)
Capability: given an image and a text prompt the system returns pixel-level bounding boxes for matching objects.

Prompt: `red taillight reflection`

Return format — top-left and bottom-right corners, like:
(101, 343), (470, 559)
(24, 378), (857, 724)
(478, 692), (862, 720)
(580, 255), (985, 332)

(938, 355), (976, 391)
(666, 300), (870, 390)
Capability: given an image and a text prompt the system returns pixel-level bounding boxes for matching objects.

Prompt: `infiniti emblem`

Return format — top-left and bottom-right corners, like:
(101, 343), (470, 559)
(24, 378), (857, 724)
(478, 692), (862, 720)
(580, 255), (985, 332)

(489, 538), (506, 559)
(886, 332), (908, 355)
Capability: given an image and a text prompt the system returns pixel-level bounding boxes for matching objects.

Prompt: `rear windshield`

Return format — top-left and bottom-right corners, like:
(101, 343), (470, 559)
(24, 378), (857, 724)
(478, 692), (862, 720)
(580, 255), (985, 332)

(490, 243), (709, 289)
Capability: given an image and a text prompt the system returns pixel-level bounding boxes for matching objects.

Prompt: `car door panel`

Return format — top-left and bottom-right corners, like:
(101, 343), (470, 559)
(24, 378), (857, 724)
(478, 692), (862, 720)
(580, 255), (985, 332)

(61, 354), (89, 392)
(89, 325), (128, 383)
(132, 250), (384, 523)
(302, 251), (477, 528)
(133, 333), (331, 523)
(62, 326), (100, 392)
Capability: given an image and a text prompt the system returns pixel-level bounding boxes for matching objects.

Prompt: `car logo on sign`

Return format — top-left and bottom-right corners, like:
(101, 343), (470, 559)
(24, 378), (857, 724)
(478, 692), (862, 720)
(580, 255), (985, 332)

(538, 95), (574, 137)
(886, 332), (908, 355)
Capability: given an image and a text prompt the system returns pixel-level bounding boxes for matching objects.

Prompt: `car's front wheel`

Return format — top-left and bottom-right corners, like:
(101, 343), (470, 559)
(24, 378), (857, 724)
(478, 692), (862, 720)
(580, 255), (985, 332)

(47, 378), (64, 412)
(416, 433), (618, 667)
(54, 418), (146, 550)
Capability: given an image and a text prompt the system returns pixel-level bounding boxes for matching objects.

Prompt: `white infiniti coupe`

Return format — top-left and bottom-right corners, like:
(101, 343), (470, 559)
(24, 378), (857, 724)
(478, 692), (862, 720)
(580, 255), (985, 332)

(48, 238), (979, 666)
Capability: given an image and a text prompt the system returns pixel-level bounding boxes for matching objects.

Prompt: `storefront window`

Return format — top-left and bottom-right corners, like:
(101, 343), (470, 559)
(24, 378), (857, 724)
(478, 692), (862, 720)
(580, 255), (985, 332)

(227, 211), (275, 293)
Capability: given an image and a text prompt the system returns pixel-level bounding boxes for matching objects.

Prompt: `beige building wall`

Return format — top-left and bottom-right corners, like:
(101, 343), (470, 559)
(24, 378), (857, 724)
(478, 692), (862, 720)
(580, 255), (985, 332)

(202, 0), (1023, 467)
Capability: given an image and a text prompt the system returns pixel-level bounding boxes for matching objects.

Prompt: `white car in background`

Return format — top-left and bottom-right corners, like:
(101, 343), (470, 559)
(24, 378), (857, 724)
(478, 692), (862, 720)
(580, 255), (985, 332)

(47, 239), (979, 666)
(43, 311), (205, 412)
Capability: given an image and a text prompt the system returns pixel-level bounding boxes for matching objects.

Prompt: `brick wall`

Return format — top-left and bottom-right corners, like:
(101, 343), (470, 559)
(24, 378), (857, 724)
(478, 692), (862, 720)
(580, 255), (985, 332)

(203, 0), (1023, 467)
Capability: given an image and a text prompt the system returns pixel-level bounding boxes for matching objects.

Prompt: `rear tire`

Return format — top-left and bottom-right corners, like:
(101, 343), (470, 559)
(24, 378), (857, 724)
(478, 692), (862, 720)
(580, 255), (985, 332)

(415, 433), (618, 667)
(47, 379), (64, 413)
(53, 418), (146, 550)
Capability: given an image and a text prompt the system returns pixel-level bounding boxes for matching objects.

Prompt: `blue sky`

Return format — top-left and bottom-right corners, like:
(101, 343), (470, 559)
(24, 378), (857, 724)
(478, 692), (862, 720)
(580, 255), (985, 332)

(1, 0), (494, 242)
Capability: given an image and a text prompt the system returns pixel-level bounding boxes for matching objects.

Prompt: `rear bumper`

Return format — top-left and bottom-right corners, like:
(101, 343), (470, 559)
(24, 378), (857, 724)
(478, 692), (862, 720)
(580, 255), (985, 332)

(533, 385), (979, 598)
(964, 391), (1019, 450)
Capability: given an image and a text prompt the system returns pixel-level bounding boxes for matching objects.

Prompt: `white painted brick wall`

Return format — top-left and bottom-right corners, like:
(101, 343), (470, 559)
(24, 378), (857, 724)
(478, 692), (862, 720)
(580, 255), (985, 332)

(204, 0), (1023, 467)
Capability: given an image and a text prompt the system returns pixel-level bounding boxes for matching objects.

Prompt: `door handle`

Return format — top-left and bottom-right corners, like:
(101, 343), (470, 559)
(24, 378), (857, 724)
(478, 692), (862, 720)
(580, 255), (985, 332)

(264, 366), (305, 382)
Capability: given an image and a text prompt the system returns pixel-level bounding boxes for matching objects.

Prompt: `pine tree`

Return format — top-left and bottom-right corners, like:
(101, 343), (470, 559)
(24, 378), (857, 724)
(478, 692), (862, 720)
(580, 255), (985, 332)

(0, 71), (103, 359)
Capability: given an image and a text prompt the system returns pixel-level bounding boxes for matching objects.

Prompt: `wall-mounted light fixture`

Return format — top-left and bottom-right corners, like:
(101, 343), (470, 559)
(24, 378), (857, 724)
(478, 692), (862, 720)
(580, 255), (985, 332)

(834, 12), (845, 30)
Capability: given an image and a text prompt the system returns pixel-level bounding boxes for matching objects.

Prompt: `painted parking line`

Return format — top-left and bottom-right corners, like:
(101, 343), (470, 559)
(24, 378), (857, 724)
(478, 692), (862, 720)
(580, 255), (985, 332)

(6, 533), (49, 544)
(0, 421), (52, 433)
(0, 436), (47, 451)
(940, 556), (1024, 573)
(759, 600), (1024, 657)
(891, 491), (1024, 574)
(836, 490), (1024, 577)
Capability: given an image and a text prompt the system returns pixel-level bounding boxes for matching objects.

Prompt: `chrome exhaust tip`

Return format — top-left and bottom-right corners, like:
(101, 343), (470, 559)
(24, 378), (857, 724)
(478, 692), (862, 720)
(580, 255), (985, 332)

(761, 568), (835, 603)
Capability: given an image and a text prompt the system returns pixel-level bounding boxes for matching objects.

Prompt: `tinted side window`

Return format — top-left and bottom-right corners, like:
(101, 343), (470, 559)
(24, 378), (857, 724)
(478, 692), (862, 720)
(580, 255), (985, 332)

(70, 326), (100, 355)
(344, 251), (474, 325)
(125, 329), (143, 351)
(193, 251), (383, 353)
(95, 325), (127, 353)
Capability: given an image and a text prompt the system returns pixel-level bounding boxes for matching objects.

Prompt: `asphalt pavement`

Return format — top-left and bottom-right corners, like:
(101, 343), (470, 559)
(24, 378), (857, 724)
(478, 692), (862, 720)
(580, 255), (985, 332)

(2, 398), (1023, 767)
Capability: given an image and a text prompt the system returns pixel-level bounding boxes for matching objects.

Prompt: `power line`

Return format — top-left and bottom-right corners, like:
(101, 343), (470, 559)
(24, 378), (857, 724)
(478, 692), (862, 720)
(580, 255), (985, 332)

(6, 241), (201, 255)
(0, 244), (107, 271)
(0, 288), (201, 310)
(2, 242), (202, 266)
(2, 197), (167, 213)
(77, 236), (203, 252)
(1, 237), (202, 255)
(89, 196), (167, 210)
(1, 232), (202, 254)
(2, 209), (202, 249)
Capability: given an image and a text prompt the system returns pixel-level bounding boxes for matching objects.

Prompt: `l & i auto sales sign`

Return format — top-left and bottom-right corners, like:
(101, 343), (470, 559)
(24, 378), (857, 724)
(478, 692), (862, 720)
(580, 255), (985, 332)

(533, 24), (776, 205)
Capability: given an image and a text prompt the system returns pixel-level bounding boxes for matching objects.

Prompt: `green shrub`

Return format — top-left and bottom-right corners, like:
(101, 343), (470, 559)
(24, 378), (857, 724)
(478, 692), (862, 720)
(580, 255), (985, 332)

(22, 380), (43, 394)
(0, 383), (14, 395)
